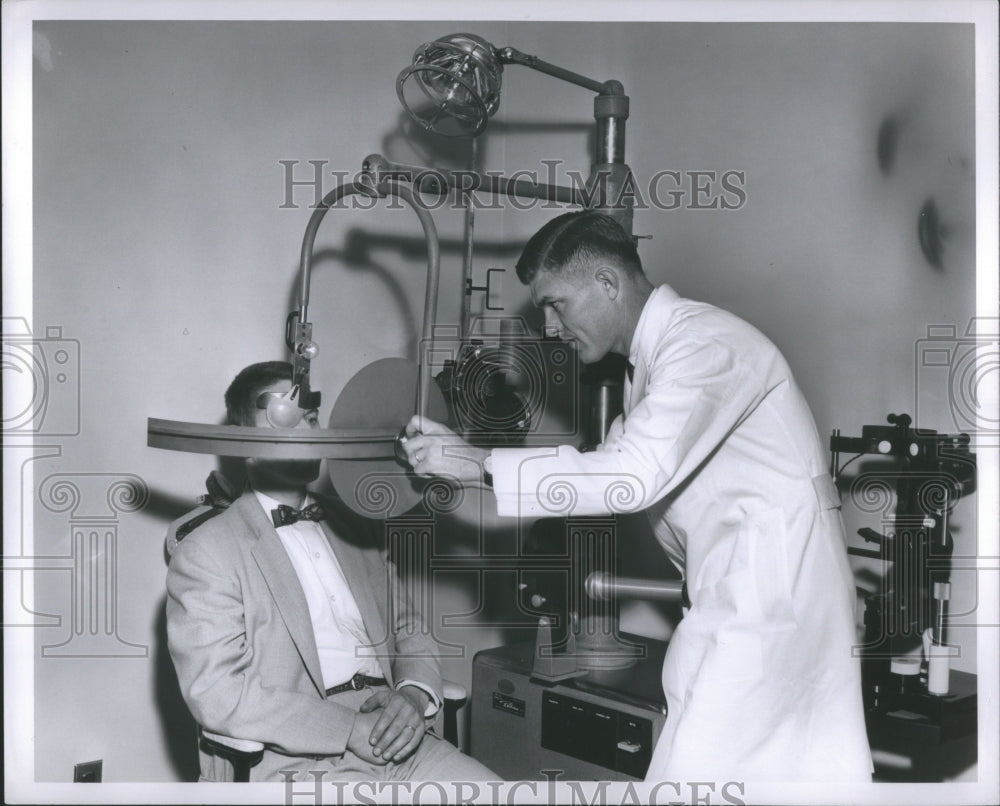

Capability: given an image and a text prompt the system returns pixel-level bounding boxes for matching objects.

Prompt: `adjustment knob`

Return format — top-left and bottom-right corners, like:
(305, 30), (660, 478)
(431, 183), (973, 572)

(297, 341), (319, 360)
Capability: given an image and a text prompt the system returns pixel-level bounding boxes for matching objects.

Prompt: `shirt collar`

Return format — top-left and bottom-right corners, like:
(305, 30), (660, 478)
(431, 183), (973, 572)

(628, 284), (678, 368)
(252, 488), (314, 519)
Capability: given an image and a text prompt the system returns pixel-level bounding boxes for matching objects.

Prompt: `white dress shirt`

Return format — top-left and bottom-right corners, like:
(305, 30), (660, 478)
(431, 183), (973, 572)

(255, 490), (382, 688)
(253, 490), (439, 715)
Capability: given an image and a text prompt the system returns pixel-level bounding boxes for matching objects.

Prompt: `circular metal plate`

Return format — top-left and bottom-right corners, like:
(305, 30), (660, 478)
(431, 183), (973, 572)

(327, 357), (449, 519)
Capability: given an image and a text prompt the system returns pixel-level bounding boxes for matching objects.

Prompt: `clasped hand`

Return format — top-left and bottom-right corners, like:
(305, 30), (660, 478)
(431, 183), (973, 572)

(400, 416), (490, 483)
(347, 687), (430, 765)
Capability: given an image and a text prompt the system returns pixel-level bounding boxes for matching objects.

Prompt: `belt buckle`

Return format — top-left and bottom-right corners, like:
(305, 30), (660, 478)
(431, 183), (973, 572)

(350, 673), (364, 691)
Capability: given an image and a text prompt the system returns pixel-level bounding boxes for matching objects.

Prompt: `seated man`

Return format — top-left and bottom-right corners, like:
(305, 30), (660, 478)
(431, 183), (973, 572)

(166, 361), (496, 782)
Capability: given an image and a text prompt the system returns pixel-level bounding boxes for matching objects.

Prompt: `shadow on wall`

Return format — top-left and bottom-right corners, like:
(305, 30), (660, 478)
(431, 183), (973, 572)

(150, 457), (245, 782)
(288, 228), (526, 366)
(152, 598), (200, 782)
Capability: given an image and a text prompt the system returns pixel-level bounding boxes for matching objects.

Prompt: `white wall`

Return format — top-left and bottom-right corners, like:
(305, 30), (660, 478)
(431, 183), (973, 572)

(25, 20), (978, 782)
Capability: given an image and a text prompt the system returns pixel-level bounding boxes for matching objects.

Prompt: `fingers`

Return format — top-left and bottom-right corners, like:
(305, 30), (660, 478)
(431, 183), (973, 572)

(398, 433), (438, 476)
(400, 420), (470, 477)
(399, 437), (427, 475)
(369, 691), (411, 743)
(406, 415), (453, 436)
(384, 721), (424, 763)
(404, 415), (442, 438)
(404, 415), (423, 439)
(368, 693), (424, 761)
(359, 690), (389, 713)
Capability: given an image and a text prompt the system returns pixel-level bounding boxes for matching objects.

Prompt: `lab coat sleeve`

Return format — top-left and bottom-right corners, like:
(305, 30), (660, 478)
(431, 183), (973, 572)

(491, 335), (769, 518)
(166, 536), (359, 757)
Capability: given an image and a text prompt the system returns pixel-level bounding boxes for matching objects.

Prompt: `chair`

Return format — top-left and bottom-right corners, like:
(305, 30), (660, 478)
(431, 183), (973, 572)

(197, 682), (467, 782)
(167, 473), (468, 782)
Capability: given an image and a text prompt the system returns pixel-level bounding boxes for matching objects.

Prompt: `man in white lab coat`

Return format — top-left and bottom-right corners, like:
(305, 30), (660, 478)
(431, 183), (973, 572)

(402, 210), (873, 782)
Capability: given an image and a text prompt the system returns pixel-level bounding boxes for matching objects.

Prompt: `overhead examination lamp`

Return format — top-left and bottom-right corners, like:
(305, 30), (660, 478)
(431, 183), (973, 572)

(396, 34), (504, 139)
(388, 32), (636, 234)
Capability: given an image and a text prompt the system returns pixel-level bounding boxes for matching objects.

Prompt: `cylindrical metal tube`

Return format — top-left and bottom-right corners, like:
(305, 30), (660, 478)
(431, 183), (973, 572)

(497, 47), (609, 94)
(362, 155), (585, 206)
(591, 381), (622, 445)
(585, 572), (685, 603)
(932, 581), (951, 646)
(594, 92), (629, 166)
(596, 116), (625, 165)
(460, 138), (478, 341)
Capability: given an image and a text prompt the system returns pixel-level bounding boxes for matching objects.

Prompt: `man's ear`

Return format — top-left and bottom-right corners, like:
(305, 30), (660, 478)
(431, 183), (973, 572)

(594, 266), (621, 300)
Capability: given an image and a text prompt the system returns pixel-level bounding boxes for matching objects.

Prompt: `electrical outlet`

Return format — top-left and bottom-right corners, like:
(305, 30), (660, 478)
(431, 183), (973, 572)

(73, 759), (102, 783)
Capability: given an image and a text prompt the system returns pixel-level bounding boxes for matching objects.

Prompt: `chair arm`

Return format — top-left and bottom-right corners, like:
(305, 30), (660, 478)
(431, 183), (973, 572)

(440, 679), (468, 747)
(442, 679), (468, 707)
(199, 729), (265, 783)
(201, 729), (265, 754)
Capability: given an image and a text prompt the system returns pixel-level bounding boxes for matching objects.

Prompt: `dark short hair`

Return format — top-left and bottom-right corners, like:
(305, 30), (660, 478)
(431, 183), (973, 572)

(515, 210), (643, 284)
(224, 361), (293, 426)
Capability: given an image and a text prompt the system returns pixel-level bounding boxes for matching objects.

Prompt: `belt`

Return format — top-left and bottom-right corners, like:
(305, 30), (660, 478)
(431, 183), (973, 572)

(325, 672), (388, 697)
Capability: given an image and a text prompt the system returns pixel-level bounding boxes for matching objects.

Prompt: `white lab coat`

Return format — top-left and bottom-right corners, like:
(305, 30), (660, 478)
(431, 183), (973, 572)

(492, 284), (872, 782)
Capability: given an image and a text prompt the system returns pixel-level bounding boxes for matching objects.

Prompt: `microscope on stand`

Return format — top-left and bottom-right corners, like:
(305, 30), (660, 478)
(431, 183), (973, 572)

(830, 413), (977, 779)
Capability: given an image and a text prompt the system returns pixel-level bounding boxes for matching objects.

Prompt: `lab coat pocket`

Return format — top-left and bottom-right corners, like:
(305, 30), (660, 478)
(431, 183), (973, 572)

(687, 563), (766, 683)
(745, 507), (796, 627)
(701, 625), (764, 684)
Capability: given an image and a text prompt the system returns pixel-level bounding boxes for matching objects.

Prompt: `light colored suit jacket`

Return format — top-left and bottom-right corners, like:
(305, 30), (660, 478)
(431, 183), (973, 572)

(166, 490), (442, 781)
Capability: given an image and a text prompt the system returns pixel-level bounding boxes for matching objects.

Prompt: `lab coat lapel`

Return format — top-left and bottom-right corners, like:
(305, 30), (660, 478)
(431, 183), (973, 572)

(317, 516), (394, 683)
(624, 363), (640, 417)
(239, 494), (326, 696)
(625, 286), (672, 417)
(624, 356), (648, 419)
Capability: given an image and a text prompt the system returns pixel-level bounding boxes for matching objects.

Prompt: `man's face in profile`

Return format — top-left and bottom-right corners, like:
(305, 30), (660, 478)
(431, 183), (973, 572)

(249, 379), (322, 487)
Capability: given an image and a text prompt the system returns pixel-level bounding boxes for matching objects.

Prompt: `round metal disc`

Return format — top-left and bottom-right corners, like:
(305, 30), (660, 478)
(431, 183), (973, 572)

(327, 357), (449, 519)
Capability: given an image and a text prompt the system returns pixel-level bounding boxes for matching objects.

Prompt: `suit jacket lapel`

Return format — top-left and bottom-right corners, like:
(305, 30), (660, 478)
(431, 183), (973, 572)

(238, 493), (326, 696)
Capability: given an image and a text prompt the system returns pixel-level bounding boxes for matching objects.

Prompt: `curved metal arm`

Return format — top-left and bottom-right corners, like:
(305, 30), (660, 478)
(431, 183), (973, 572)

(298, 181), (378, 324)
(377, 181), (440, 420)
(148, 179), (443, 459)
(362, 153), (585, 208)
(294, 179), (440, 420)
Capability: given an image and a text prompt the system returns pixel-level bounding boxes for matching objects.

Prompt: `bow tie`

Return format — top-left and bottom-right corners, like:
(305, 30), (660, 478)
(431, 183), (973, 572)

(271, 502), (325, 528)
